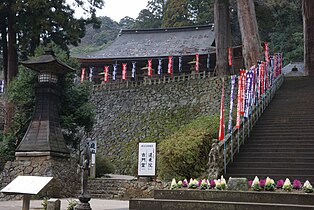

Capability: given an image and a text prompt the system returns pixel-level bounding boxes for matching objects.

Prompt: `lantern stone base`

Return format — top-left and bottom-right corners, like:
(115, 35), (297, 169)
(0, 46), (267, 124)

(0, 155), (79, 200)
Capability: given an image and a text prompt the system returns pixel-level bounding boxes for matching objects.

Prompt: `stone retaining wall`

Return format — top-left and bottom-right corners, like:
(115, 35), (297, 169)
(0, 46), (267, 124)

(91, 76), (231, 175)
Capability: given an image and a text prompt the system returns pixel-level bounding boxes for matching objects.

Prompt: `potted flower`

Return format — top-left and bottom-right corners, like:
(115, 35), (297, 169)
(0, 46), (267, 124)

(177, 180), (183, 188)
(303, 180), (313, 193)
(188, 178), (198, 189)
(293, 179), (302, 190)
(182, 179), (188, 188)
(251, 176), (261, 191)
(170, 178), (177, 189)
(220, 176), (227, 190)
(276, 179), (284, 189)
(200, 179), (209, 190)
(264, 177), (275, 191)
(283, 178), (293, 191)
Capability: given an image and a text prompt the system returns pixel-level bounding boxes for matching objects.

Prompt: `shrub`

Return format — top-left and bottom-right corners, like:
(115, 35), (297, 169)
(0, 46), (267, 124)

(158, 114), (219, 180)
(95, 154), (115, 177)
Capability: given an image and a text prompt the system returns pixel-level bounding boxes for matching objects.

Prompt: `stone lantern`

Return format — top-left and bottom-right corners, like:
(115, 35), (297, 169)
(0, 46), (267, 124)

(0, 50), (80, 198)
(16, 50), (74, 158)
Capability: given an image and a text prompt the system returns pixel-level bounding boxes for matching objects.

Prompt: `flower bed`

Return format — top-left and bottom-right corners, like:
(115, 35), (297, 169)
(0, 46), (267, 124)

(169, 176), (313, 193)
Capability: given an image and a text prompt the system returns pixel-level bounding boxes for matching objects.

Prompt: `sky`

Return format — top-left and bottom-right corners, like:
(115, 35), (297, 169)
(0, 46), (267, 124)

(68, 0), (149, 22)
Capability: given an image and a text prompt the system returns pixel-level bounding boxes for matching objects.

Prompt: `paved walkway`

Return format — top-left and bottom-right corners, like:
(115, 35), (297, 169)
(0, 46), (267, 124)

(0, 198), (129, 210)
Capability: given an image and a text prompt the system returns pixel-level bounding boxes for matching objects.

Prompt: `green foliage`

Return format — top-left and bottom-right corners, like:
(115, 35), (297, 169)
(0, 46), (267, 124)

(158, 114), (219, 180)
(162, 0), (192, 28)
(95, 154), (115, 178)
(66, 199), (78, 210)
(41, 198), (48, 210)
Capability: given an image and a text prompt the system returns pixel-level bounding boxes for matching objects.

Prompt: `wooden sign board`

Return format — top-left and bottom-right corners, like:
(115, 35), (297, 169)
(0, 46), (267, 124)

(1, 176), (53, 195)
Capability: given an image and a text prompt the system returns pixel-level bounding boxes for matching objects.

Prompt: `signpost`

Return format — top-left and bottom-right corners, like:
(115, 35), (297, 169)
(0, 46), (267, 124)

(1, 176), (53, 210)
(86, 138), (97, 178)
(138, 142), (156, 176)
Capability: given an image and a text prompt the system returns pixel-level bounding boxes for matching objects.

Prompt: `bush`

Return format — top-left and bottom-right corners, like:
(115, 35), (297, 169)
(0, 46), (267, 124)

(95, 155), (115, 177)
(158, 114), (219, 180)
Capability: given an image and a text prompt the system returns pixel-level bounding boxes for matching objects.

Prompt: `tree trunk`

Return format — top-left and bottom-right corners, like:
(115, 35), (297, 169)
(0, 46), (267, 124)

(214, 0), (231, 76)
(303, 0), (314, 76)
(0, 15), (8, 83)
(237, 0), (262, 69)
(4, 4), (18, 133)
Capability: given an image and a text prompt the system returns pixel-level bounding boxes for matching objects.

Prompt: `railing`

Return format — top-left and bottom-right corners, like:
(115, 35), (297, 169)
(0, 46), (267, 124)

(93, 71), (211, 92)
(218, 73), (284, 176)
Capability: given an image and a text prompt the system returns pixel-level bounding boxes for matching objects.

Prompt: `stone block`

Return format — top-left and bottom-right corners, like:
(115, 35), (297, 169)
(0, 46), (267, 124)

(47, 198), (61, 210)
(227, 177), (249, 191)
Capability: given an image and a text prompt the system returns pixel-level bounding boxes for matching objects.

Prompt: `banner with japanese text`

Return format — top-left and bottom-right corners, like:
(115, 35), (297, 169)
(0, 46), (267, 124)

(122, 63), (127, 80)
(168, 56), (173, 74)
(104, 66), (109, 83)
(228, 75), (236, 133)
(81, 68), (85, 83)
(148, 59), (153, 77)
(138, 142), (156, 176)
(218, 79), (225, 141)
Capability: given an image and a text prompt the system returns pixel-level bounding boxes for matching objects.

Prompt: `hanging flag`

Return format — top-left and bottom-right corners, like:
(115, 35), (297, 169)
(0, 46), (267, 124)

(236, 76), (242, 129)
(178, 56), (182, 73)
(240, 70), (246, 115)
(228, 75), (236, 133)
(112, 64), (117, 81)
(158, 59), (162, 76)
(218, 79), (225, 141)
(244, 70), (254, 119)
(260, 62), (265, 95)
(207, 53), (211, 69)
(81, 68), (85, 83)
(273, 54), (277, 79)
(265, 42), (270, 63)
(89, 67), (94, 82)
(132, 62), (136, 79)
(148, 59), (153, 77)
(195, 54), (199, 73)
(228, 47), (233, 67)
(168, 56), (173, 74)
(104, 66), (109, 83)
(122, 63), (127, 80)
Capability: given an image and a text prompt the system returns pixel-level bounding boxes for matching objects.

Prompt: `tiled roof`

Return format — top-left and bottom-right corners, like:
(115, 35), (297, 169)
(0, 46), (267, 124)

(82, 25), (215, 59)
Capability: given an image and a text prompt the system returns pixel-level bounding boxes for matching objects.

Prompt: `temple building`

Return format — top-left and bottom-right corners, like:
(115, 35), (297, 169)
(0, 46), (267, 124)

(76, 25), (243, 84)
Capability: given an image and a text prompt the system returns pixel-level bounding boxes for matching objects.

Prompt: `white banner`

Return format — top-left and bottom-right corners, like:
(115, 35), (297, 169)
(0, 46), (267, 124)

(138, 142), (156, 176)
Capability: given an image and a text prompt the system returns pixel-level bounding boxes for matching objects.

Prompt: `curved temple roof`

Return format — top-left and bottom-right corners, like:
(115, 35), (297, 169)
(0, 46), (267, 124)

(81, 25), (215, 60)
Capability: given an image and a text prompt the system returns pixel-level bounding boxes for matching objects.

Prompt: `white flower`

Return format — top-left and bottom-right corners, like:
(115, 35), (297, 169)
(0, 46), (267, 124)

(265, 177), (271, 185)
(304, 180), (313, 189)
(252, 176), (260, 186)
(283, 178), (291, 187)
(170, 178), (177, 189)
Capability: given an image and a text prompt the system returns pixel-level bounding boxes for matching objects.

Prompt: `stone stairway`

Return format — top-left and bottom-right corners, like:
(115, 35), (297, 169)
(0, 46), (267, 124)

(88, 178), (128, 199)
(226, 76), (314, 182)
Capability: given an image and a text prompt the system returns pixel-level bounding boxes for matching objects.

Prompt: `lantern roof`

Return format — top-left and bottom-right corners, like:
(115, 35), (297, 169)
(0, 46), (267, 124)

(21, 50), (76, 74)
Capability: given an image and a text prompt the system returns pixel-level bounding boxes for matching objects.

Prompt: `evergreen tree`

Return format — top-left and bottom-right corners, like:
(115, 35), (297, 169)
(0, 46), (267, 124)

(162, 0), (192, 28)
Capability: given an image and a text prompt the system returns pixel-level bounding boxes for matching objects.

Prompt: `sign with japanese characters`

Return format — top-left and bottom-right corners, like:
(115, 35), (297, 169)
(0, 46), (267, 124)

(86, 138), (97, 154)
(138, 142), (156, 176)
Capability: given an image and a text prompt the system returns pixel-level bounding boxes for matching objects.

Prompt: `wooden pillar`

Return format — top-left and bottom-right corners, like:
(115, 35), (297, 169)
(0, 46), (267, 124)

(303, 0), (314, 76)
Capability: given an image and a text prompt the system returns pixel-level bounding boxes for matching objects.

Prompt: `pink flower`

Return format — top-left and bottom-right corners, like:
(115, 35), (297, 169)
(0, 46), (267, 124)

(248, 180), (253, 187)
(210, 180), (216, 188)
(276, 179), (284, 188)
(260, 179), (266, 188)
(293, 179), (302, 189)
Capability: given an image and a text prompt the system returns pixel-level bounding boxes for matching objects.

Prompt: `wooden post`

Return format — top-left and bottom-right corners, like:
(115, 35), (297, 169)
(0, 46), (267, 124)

(22, 194), (31, 210)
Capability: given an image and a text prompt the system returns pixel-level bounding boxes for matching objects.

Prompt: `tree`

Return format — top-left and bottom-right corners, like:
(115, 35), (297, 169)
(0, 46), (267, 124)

(162, 0), (192, 28)
(133, 9), (163, 29)
(302, 0), (314, 76)
(214, 0), (231, 76)
(189, 0), (214, 25)
(119, 16), (135, 29)
(0, 0), (104, 131)
(237, 0), (262, 69)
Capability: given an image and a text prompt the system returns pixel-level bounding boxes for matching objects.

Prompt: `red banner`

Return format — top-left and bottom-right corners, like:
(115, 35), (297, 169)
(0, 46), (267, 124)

(218, 79), (225, 141)
(264, 42), (269, 63)
(260, 62), (265, 95)
(81, 68), (85, 83)
(228, 47), (232, 67)
(195, 54), (199, 73)
(236, 76), (242, 128)
(104, 66), (109, 83)
(147, 59), (153, 77)
(122, 63), (127, 80)
(240, 70), (246, 115)
(168, 56), (173, 74)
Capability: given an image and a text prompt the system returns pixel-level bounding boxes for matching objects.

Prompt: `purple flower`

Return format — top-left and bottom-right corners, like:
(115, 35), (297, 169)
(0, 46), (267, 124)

(210, 180), (216, 188)
(293, 179), (302, 189)
(198, 179), (202, 187)
(248, 180), (253, 187)
(276, 179), (284, 188)
(182, 179), (188, 187)
(260, 179), (266, 188)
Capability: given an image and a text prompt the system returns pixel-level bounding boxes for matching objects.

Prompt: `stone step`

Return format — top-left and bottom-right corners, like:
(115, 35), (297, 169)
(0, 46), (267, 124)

(233, 157), (314, 163)
(236, 151), (314, 158)
(224, 173), (314, 183)
(228, 162), (314, 169)
(241, 143), (314, 148)
(238, 148), (314, 153)
(226, 167), (314, 176)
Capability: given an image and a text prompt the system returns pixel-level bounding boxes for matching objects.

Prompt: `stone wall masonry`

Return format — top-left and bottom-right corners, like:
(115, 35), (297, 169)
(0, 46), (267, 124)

(0, 156), (80, 200)
(91, 75), (232, 175)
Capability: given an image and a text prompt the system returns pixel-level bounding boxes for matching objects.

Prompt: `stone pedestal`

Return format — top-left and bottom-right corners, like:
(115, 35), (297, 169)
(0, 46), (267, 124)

(0, 156), (80, 200)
